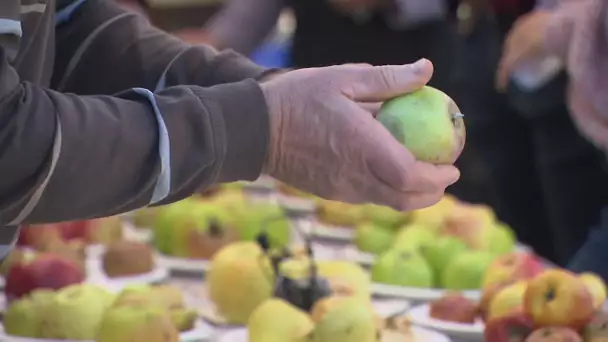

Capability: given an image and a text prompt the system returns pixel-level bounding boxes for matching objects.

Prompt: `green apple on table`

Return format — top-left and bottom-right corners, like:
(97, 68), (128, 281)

(371, 247), (434, 288)
(354, 222), (396, 255)
(442, 250), (497, 290)
(360, 203), (408, 229)
(393, 224), (436, 251)
(248, 298), (314, 342)
(233, 202), (291, 249)
(484, 222), (517, 255)
(420, 236), (467, 286)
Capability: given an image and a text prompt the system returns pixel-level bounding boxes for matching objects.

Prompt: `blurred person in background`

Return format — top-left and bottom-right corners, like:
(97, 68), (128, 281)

(455, 0), (608, 265)
(496, 0), (608, 278)
(165, 0), (494, 205)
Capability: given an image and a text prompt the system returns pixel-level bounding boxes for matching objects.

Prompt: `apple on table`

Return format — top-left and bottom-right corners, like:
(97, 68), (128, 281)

(5, 253), (85, 302)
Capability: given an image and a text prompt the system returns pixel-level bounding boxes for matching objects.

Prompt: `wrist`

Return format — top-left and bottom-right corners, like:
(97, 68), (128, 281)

(259, 81), (283, 176)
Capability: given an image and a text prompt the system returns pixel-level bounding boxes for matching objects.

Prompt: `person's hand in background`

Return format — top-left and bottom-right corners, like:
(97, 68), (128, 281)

(496, 10), (553, 90)
(261, 59), (461, 211)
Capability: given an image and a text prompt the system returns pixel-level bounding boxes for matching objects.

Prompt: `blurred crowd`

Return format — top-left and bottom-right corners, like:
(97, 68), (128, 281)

(118, 0), (607, 268)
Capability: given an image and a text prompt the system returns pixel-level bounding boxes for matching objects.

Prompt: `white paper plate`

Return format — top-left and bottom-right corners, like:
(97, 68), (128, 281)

(372, 283), (481, 302)
(0, 319), (215, 342)
(372, 298), (411, 318)
(300, 221), (354, 242)
(157, 254), (211, 273)
(407, 303), (483, 341)
(85, 258), (170, 292)
(216, 325), (451, 342)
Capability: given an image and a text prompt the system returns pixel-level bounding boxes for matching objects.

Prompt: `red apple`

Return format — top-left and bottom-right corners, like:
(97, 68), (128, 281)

(483, 251), (544, 289)
(524, 269), (595, 329)
(485, 309), (535, 342)
(429, 292), (479, 324)
(525, 327), (582, 342)
(4, 253), (85, 302)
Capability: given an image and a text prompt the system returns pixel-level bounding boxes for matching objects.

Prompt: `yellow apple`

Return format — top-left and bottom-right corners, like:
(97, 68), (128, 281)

(487, 281), (528, 321)
(579, 272), (607, 310)
(524, 269), (595, 329)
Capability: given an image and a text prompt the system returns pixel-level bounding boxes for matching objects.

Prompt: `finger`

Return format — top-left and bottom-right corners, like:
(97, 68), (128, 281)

(405, 162), (461, 193)
(342, 59), (434, 102)
(357, 102), (382, 116)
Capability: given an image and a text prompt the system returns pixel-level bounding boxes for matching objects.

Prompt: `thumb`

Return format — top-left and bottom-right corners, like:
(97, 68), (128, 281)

(343, 59), (434, 102)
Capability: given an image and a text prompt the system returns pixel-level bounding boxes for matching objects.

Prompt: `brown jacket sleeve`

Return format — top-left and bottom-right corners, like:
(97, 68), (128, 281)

(0, 0), (270, 225)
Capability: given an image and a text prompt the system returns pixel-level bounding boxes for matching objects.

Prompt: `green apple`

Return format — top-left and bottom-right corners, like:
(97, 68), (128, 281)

(354, 222), (395, 255)
(393, 225), (436, 251)
(484, 222), (516, 256)
(360, 203), (408, 229)
(377, 85), (466, 164)
(153, 198), (199, 254)
(96, 305), (179, 342)
(233, 202), (291, 249)
(40, 284), (111, 340)
(310, 296), (378, 342)
(420, 236), (468, 286)
(169, 202), (232, 257)
(441, 250), (496, 290)
(371, 248), (433, 287)
(248, 299), (314, 342)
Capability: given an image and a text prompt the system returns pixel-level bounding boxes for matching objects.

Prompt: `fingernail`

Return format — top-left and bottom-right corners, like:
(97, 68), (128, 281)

(411, 59), (429, 74)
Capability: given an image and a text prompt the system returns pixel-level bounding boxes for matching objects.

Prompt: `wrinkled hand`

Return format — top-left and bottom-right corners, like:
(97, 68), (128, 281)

(496, 10), (553, 91)
(261, 59), (461, 211)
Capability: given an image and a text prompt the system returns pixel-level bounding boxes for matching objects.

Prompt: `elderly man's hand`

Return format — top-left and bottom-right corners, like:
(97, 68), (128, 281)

(261, 59), (461, 211)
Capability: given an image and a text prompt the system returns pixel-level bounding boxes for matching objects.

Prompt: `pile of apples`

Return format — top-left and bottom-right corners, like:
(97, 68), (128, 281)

(18, 215), (124, 251)
(3, 251), (86, 302)
(205, 241), (371, 325)
(3, 283), (196, 341)
(145, 184), (291, 261)
(366, 196), (517, 290)
(482, 268), (607, 341)
(205, 240), (411, 342)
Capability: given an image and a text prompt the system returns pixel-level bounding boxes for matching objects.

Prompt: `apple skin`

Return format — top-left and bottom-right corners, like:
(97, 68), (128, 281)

(525, 327), (583, 342)
(523, 269), (595, 329)
(429, 292), (478, 324)
(4, 254), (85, 302)
(483, 251), (544, 289)
(480, 280), (517, 321)
(583, 311), (608, 342)
(440, 204), (495, 250)
(484, 309), (535, 342)
(579, 272), (607, 310)
(377, 86), (465, 165)
(487, 281), (528, 321)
